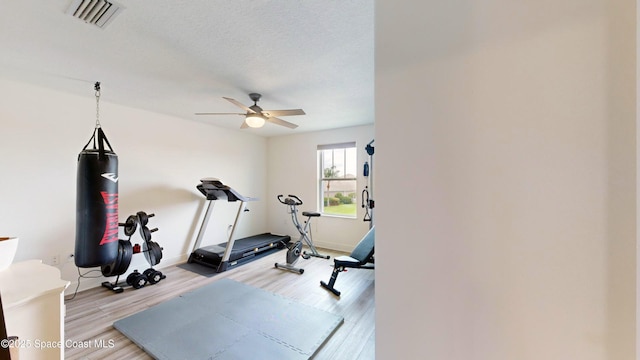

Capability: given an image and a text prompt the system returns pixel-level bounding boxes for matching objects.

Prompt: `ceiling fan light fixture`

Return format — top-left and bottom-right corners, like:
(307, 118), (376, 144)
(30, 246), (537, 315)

(245, 114), (265, 128)
(195, 94), (303, 130)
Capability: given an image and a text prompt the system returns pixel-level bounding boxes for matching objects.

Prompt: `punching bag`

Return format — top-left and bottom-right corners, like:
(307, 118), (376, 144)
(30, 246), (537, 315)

(75, 127), (119, 267)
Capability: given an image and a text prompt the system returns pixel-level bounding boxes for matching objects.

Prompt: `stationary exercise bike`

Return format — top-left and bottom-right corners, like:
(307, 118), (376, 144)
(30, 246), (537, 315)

(275, 195), (330, 274)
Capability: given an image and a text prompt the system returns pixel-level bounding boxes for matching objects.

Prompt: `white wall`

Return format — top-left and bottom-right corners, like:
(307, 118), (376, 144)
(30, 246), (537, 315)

(0, 79), (268, 292)
(376, 1), (635, 359)
(638, 0), (640, 354)
(267, 125), (374, 252)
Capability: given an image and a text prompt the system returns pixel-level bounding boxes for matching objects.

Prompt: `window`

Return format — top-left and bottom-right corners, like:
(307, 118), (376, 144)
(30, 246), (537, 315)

(318, 142), (357, 218)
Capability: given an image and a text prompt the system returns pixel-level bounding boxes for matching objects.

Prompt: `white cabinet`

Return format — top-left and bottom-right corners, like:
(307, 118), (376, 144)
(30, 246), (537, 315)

(0, 260), (69, 360)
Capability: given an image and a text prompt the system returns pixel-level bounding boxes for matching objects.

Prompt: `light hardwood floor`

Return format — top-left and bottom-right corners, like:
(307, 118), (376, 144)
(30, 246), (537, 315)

(64, 247), (375, 359)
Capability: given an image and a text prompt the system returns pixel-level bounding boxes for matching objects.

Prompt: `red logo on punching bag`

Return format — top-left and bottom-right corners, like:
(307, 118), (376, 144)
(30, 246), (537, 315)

(100, 191), (119, 245)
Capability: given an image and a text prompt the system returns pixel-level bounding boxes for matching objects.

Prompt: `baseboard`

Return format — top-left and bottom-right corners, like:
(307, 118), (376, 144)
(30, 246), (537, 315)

(64, 254), (189, 296)
(307, 241), (352, 254)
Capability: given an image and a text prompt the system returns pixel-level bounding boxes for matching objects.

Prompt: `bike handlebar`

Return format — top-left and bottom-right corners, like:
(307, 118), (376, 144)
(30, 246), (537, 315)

(277, 194), (303, 206)
(288, 194), (303, 205)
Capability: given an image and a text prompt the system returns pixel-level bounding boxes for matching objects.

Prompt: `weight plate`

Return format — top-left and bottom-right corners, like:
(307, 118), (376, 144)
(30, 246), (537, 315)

(114, 240), (133, 276)
(137, 211), (149, 226)
(143, 241), (163, 266)
(124, 215), (138, 237)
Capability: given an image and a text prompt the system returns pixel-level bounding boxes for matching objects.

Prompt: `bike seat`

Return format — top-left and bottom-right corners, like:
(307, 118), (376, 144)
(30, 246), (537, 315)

(302, 211), (321, 217)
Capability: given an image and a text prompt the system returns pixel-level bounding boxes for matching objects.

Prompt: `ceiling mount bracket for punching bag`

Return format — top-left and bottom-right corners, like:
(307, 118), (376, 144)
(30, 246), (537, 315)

(94, 81), (101, 129)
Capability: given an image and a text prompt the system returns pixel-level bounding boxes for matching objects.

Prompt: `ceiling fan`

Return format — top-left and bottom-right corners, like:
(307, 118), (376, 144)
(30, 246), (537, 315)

(195, 93), (305, 129)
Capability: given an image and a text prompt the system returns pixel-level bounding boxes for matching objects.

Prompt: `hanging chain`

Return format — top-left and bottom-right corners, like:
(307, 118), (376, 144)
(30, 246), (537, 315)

(94, 81), (101, 129)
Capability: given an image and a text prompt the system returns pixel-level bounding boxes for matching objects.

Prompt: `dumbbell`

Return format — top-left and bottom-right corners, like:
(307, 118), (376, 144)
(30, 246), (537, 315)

(143, 268), (166, 284)
(136, 211), (155, 226)
(126, 270), (148, 289)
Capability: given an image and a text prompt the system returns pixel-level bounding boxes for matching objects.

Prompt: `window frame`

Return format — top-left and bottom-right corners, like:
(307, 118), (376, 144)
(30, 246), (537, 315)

(317, 142), (358, 218)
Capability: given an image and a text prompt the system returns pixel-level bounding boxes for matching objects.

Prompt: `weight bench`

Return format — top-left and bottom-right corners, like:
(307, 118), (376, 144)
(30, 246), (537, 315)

(320, 226), (375, 297)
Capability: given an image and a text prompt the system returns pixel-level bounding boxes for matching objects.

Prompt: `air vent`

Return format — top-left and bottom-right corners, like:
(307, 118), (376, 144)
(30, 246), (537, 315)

(65, 0), (123, 29)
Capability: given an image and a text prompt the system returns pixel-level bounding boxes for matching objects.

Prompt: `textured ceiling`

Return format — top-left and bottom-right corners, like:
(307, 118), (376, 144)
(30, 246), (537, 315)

(0, 0), (374, 137)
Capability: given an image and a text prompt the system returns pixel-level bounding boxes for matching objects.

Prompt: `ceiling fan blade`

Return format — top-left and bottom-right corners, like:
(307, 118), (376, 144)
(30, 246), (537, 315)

(194, 112), (244, 116)
(240, 120), (249, 129)
(262, 109), (306, 117)
(266, 116), (298, 129)
(223, 97), (255, 113)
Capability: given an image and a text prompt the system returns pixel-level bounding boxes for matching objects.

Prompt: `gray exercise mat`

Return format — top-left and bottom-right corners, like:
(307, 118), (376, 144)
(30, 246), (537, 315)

(113, 278), (343, 359)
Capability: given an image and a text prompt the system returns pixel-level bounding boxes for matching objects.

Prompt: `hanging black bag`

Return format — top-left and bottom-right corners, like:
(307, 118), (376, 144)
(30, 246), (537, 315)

(75, 126), (119, 267)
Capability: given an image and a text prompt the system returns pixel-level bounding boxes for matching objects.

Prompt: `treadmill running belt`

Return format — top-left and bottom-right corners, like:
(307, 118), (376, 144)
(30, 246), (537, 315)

(188, 233), (290, 272)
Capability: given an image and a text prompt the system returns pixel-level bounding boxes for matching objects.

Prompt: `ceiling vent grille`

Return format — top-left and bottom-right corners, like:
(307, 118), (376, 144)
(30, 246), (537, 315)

(65, 0), (123, 29)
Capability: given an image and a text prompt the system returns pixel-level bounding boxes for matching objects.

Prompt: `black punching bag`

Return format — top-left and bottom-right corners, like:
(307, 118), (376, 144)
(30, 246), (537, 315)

(75, 127), (119, 268)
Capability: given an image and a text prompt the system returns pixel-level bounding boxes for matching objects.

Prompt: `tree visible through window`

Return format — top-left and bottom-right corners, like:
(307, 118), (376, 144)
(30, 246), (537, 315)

(318, 142), (357, 217)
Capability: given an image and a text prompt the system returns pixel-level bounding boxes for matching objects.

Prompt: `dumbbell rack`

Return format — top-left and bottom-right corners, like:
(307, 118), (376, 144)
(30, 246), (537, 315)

(101, 211), (166, 293)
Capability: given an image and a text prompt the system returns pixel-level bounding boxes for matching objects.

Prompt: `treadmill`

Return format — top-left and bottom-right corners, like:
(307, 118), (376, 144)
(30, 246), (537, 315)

(187, 178), (290, 272)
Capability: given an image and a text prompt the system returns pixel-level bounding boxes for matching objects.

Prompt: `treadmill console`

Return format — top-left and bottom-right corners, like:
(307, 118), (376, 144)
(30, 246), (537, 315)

(197, 178), (257, 202)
